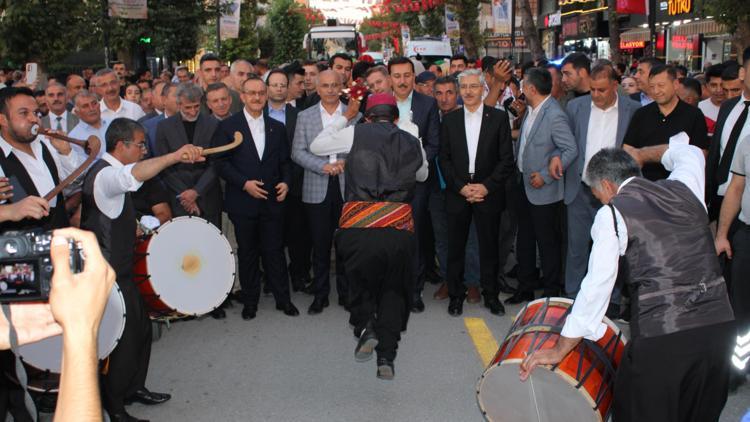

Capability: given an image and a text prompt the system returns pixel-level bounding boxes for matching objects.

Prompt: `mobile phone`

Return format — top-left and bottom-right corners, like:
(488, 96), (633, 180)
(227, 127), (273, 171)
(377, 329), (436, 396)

(25, 63), (38, 86)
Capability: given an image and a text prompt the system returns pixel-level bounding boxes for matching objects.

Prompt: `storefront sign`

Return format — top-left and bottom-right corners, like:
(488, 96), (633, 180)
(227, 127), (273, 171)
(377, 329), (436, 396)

(545, 11), (561, 27)
(667, 0), (691, 15)
(620, 40), (646, 49)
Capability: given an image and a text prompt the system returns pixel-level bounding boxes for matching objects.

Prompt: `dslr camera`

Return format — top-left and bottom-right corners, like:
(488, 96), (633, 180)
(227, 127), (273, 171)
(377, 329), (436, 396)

(0, 229), (83, 303)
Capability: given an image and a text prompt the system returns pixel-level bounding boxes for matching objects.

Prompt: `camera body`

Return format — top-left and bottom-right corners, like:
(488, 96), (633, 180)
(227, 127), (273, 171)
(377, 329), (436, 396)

(0, 229), (83, 302)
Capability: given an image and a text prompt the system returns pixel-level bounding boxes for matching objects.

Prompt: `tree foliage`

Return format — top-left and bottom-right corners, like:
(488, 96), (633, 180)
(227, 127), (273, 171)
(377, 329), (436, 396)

(444, 0), (483, 58)
(267, 0), (307, 64)
(696, 0), (750, 60)
(220, 0), (268, 61)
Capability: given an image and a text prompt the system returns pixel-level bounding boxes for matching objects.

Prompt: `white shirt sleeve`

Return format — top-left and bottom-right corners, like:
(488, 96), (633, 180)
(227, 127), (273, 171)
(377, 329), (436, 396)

(93, 164), (144, 219)
(661, 143), (706, 206)
(310, 115), (354, 156)
(561, 205), (628, 341)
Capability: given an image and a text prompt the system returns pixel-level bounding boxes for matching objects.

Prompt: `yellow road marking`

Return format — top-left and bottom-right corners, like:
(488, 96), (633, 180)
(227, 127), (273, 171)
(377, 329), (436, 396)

(464, 317), (499, 367)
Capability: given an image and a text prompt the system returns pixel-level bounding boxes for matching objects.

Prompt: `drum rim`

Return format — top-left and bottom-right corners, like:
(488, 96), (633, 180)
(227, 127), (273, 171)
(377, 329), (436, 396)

(476, 360), (604, 422)
(143, 216), (235, 315)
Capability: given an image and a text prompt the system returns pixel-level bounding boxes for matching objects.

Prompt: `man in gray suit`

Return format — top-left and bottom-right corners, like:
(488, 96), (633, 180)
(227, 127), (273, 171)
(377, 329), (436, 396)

(292, 70), (361, 314)
(41, 82), (79, 133)
(507, 67), (578, 304)
(562, 63), (640, 301)
(153, 83), (222, 226)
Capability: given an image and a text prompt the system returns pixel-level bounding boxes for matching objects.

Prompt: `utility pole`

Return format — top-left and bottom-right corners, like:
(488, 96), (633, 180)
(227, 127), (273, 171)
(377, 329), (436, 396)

(510, 0), (516, 60)
(216, 0), (221, 53)
(102, 0), (111, 67)
(648, 0), (657, 57)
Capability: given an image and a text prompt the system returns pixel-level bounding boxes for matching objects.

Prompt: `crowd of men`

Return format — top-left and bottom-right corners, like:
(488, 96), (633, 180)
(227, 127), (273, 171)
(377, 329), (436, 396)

(1, 45), (750, 420)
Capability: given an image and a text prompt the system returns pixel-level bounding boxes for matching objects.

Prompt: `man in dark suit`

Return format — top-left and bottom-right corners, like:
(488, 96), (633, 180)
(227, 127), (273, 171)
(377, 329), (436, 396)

(263, 69), (310, 291)
(143, 82), (178, 154)
(387, 56), (441, 312)
(153, 83), (222, 225)
(439, 69), (515, 316)
(41, 82), (79, 133)
(213, 75), (299, 320)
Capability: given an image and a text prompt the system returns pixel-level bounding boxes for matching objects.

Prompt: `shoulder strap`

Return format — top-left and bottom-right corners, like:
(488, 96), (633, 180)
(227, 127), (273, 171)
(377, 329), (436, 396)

(607, 204), (619, 239)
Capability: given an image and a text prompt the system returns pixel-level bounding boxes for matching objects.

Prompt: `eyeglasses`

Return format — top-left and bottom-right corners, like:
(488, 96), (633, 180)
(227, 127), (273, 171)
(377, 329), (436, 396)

(124, 141), (148, 151)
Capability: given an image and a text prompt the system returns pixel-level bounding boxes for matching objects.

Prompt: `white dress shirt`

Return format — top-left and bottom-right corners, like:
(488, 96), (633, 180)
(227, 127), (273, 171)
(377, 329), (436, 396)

(48, 110), (69, 132)
(717, 93), (750, 196)
(517, 95), (551, 171)
(92, 153), (143, 219)
(561, 142), (706, 341)
(0, 135), (81, 207)
(100, 98), (145, 122)
(319, 102), (344, 163)
(243, 108), (265, 159)
(464, 105), (483, 174)
(69, 119), (109, 160)
(309, 115), (428, 182)
(396, 92), (413, 126)
(582, 97), (619, 185)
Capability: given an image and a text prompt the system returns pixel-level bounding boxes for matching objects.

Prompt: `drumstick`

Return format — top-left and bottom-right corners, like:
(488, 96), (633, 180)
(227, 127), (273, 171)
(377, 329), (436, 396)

(32, 125), (89, 150)
(182, 131), (243, 160)
(44, 136), (102, 202)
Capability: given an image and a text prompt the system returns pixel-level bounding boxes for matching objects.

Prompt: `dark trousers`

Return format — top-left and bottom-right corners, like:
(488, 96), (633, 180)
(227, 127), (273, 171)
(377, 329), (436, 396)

(230, 209), (290, 308)
(102, 281), (152, 414)
(446, 203), (501, 299)
(411, 182), (431, 293)
(612, 322), (733, 422)
(306, 176), (347, 301)
(337, 228), (414, 361)
(284, 194), (312, 283)
(732, 222), (750, 325)
(516, 178), (563, 294)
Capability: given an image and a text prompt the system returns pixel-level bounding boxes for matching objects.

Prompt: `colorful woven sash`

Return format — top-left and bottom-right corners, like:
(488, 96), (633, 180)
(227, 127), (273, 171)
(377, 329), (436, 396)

(339, 201), (414, 232)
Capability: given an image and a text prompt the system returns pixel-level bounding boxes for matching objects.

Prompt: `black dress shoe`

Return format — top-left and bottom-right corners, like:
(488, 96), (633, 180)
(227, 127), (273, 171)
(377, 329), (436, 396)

(376, 358), (395, 380)
(354, 328), (379, 362)
(241, 306), (257, 320)
(308, 297), (329, 315)
(109, 411), (150, 422)
(209, 307), (226, 319)
(448, 297), (463, 316)
(504, 291), (534, 304)
(497, 276), (517, 294)
(411, 293), (425, 313)
(125, 388), (171, 405)
(484, 297), (506, 316)
(276, 302), (300, 316)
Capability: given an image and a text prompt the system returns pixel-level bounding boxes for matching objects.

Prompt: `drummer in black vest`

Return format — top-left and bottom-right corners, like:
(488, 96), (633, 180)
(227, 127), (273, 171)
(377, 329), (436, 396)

(0, 87), (85, 230)
(81, 117), (203, 422)
(520, 134), (735, 421)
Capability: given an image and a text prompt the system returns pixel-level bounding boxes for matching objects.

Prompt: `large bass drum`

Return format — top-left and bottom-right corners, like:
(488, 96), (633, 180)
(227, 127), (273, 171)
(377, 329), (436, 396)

(133, 216), (235, 317)
(477, 297), (627, 422)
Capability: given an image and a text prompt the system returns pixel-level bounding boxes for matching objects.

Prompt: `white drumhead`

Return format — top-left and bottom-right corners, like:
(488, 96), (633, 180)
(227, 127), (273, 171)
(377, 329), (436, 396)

(17, 283), (126, 373)
(477, 363), (599, 422)
(145, 216), (235, 315)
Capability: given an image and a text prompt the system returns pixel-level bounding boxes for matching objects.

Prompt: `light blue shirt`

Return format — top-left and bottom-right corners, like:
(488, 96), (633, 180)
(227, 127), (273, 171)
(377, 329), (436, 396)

(640, 92), (653, 106)
(397, 92), (413, 124)
(267, 104), (286, 125)
(68, 119), (109, 160)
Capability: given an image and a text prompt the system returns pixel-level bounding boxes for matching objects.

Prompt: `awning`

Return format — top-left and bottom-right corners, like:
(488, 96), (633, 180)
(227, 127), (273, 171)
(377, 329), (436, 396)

(620, 27), (650, 43)
(673, 19), (726, 36)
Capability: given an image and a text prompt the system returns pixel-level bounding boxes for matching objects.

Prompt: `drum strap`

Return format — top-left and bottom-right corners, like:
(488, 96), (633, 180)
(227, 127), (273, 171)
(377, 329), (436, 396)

(1, 304), (38, 421)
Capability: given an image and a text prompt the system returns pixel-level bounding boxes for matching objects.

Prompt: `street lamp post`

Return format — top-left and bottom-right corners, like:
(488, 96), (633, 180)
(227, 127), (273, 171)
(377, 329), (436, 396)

(102, 0), (111, 68)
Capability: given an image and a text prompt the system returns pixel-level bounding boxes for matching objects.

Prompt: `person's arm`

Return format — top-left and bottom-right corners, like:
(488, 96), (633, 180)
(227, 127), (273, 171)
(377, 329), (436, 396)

(309, 115), (354, 156)
(438, 117), (461, 194)
(291, 114), (329, 175)
(150, 202), (172, 224)
(50, 227), (117, 422)
(520, 205), (625, 380)
(661, 142), (706, 204)
(715, 175), (744, 258)
(131, 144), (204, 183)
(153, 124), (189, 194)
(423, 101), (441, 161)
(689, 107), (710, 152)
(539, 111), (577, 183)
(415, 142), (428, 182)
(481, 111), (515, 194)
(43, 137), (83, 180)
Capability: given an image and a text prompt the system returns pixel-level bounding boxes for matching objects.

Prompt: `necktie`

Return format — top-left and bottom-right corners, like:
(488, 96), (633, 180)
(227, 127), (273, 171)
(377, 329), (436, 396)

(717, 101), (750, 185)
(55, 116), (63, 131)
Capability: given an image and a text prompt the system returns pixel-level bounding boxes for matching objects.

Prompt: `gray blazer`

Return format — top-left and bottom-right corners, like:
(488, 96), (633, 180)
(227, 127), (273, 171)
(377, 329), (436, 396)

(515, 97), (578, 206)
(291, 105), (360, 204)
(564, 94), (641, 204)
(41, 111), (79, 133)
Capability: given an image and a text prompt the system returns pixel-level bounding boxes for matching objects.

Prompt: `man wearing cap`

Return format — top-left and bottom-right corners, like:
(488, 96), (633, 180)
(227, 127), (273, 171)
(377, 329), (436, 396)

(309, 93), (427, 380)
(415, 72), (436, 97)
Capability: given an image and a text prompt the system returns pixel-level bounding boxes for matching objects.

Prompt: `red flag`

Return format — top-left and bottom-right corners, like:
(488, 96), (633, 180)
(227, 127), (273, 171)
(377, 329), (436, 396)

(617, 0), (646, 14)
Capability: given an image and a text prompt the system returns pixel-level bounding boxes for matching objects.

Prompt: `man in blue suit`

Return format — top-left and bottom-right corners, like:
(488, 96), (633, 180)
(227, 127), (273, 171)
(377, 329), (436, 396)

(387, 57), (441, 312)
(562, 63), (640, 302)
(506, 67), (577, 304)
(212, 75), (299, 320)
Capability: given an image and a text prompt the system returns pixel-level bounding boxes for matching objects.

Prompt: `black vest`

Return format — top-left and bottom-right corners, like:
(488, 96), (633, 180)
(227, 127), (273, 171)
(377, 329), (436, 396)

(81, 159), (136, 283)
(344, 122), (422, 203)
(0, 144), (68, 231)
(612, 178), (734, 338)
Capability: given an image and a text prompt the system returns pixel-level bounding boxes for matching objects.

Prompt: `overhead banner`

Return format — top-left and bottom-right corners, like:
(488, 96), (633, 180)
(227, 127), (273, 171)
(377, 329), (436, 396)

(445, 6), (460, 39)
(109, 0), (148, 19)
(492, 0), (513, 35)
(220, 0), (242, 40)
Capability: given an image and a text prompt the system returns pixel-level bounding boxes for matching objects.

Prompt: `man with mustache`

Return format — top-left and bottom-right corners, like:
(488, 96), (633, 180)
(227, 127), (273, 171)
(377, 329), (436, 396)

(94, 68), (145, 122)
(387, 56), (441, 312)
(41, 82), (78, 133)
